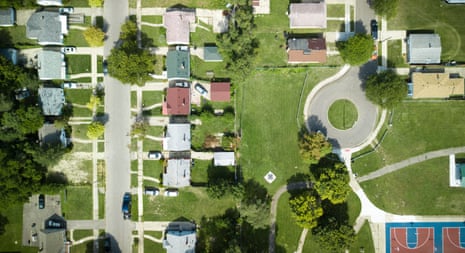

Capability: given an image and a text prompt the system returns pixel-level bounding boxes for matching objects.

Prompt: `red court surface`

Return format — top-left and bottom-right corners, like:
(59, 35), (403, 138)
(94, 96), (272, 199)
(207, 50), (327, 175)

(443, 228), (465, 253)
(390, 228), (434, 253)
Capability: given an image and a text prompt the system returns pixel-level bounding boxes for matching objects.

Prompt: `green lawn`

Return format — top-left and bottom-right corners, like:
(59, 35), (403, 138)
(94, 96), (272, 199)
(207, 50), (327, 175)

(387, 40), (407, 68)
(65, 29), (89, 47)
(72, 124), (91, 140)
(131, 91), (137, 108)
(143, 187), (235, 221)
(72, 142), (92, 152)
(191, 159), (211, 184)
(327, 4), (345, 18)
(97, 56), (103, 73)
(67, 55), (91, 74)
(141, 25), (167, 47)
(0, 203), (38, 253)
(352, 101), (465, 176)
(146, 126), (164, 138)
(350, 221), (375, 253)
(141, 15), (163, 24)
(99, 193), (105, 219)
(143, 160), (163, 180)
(62, 186), (92, 219)
(389, 0), (465, 61)
(239, 67), (340, 194)
(191, 113), (234, 150)
(144, 238), (164, 253)
(143, 139), (163, 152)
(328, 99), (358, 130)
(190, 56), (229, 80)
(142, 91), (164, 106)
(153, 55), (165, 75)
(361, 156), (465, 215)
(140, 0), (225, 8)
(66, 89), (93, 105)
(191, 25), (217, 48)
(0, 26), (37, 48)
(73, 230), (93, 241)
(327, 20), (345, 32)
(72, 107), (93, 117)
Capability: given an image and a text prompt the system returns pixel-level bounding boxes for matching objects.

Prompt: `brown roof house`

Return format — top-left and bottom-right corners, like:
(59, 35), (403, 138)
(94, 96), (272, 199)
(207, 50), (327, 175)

(289, 2), (326, 29)
(409, 72), (464, 99)
(210, 82), (230, 102)
(163, 9), (195, 45)
(163, 87), (190, 115)
(287, 37), (326, 63)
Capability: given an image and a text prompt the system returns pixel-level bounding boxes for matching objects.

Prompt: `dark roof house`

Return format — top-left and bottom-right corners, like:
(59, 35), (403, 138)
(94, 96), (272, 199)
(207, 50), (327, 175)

(26, 11), (68, 45)
(287, 37), (327, 63)
(39, 123), (68, 147)
(37, 49), (66, 80)
(166, 49), (190, 80)
(164, 87), (190, 115)
(407, 34), (442, 64)
(163, 223), (196, 253)
(289, 2), (326, 29)
(38, 214), (66, 253)
(210, 82), (230, 102)
(203, 46), (223, 62)
(0, 8), (15, 27)
(38, 87), (65, 116)
(163, 159), (191, 188)
(163, 9), (195, 45)
(163, 123), (191, 151)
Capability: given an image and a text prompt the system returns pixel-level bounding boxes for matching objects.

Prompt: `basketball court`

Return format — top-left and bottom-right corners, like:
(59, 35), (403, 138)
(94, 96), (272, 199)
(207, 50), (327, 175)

(386, 222), (465, 253)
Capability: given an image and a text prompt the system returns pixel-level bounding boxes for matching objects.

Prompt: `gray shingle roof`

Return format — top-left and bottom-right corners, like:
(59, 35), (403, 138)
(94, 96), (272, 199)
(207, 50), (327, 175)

(163, 123), (191, 151)
(214, 152), (235, 166)
(163, 224), (196, 253)
(203, 46), (223, 62)
(37, 49), (66, 80)
(163, 159), (191, 188)
(26, 11), (67, 45)
(408, 34), (442, 64)
(0, 8), (15, 26)
(166, 49), (190, 80)
(38, 87), (65, 116)
(289, 2), (326, 29)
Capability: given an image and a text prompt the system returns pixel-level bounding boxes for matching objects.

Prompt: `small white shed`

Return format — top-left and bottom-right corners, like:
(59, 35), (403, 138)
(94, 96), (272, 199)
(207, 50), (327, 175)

(213, 152), (235, 167)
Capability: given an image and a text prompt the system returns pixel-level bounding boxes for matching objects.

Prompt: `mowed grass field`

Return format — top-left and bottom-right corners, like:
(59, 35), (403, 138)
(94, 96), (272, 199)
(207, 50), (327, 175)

(361, 157), (465, 215)
(389, 0), (465, 61)
(353, 101), (465, 176)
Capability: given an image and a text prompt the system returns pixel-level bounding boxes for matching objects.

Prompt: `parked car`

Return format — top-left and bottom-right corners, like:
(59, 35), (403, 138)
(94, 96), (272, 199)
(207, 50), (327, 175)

(102, 60), (108, 75)
(63, 82), (77, 88)
(176, 45), (189, 51)
(59, 7), (74, 14)
(148, 151), (163, 160)
(371, 19), (378, 40)
(164, 189), (179, 197)
(175, 81), (189, 88)
(121, 193), (132, 219)
(61, 46), (76, 54)
(194, 83), (208, 96)
(144, 187), (160, 196)
(103, 237), (111, 253)
(38, 194), (45, 209)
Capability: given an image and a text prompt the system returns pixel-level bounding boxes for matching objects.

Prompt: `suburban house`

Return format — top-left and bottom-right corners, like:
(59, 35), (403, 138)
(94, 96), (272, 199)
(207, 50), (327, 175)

(407, 34), (442, 64)
(0, 48), (18, 65)
(0, 8), (15, 27)
(163, 223), (196, 253)
(38, 87), (65, 116)
(166, 48), (190, 81)
(37, 49), (66, 80)
(163, 123), (191, 151)
(163, 9), (195, 45)
(203, 45), (223, 62)
(26, 11), (68, 45)
(449, 154), (465, 187)
(163, 159), (191, 188)
(287, 37), (327, 63)
(289, 2), (327, 29)
(39, 123), (68, 147)
(210, 82), (231, 102)
(163, 87), (191, 115)
(37, 0), (62, 6)
(213, 152), (235, 166)
(409, 72), (464, 99)
(38, 214), (67, 253)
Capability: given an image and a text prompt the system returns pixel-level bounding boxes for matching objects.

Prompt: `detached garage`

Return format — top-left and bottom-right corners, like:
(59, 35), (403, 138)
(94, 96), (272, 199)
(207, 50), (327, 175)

(214, 152), (235, 167)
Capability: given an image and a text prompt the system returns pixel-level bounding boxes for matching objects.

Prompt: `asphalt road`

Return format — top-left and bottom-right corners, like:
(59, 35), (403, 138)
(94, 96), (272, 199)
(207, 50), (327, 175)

(306, 63), (378, 149)
(103, 1), (132, 253)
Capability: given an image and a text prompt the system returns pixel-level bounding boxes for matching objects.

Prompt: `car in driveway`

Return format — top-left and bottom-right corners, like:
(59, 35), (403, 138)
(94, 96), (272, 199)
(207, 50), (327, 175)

(164, 189), (179, 197)
(102, 60), (108, 75)
(61, 46), (76, 54)
(121, 193), (131, 219)
(59, 7), (74, 14)
(148, 151), (162, 160)
(194, 83), (208, 96)
(371, 19), (378, 40)
(144, 187), (160, 196)
(38, 194), (45, 209)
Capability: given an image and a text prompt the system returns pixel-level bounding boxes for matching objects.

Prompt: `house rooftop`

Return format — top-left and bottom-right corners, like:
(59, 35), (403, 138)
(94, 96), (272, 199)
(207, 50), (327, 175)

(0, 8), (15, 27)
(163, 223), (196, 253)
(214, 152), (235, 166)
(163, 123), (191, 151)
(411, 72), (464, 98)
(39, 123), (68, 147)
(26, 11), (68, 45)
(289, 2), (326, 29)
(38, 214), (66, 253)
(163, 159), (191, 188)
(408, 34), (441, 64)
(210, 82), (230, 102)
(38, 87), (65, 116)
(287, 37), (327, 63)
(166, 49), (190, 80)
(163, 9), (195, 45)
(203, 46), (223, 62)
(165, 87), (190, 115)
(37, 49), (66, 80)
(37, 0), (63, 6)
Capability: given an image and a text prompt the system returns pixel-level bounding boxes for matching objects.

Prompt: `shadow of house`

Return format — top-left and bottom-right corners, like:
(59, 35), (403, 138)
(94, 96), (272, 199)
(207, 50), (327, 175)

(38, 214), (67, 253)
(163, 222), (196, 253)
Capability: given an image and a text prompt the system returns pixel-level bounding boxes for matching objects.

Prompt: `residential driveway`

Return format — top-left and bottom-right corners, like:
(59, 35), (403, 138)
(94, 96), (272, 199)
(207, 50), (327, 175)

(305, 63), (378, 149)
(355, 0), (376, 34)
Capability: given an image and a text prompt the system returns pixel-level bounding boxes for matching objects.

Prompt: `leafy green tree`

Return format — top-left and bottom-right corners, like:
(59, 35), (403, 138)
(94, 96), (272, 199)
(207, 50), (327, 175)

(365, 70), (407, 108)
(217, 2), (258, 80)
(131, 119), (149, 139)
(240, 199), (269, 229)
(86, 94), (101, 111)
(89, 0), (103, 7)
(372, 0), (399, 19)
(1, 106), (44, 136)
(337, 34), (373, 65)
(289, 190), (323, 229)
(87, 121), (105, 139)
(315, 221), (356, 252)
(298, 131), (332, 162)
(83, 26), (105, 47)
(24, 143), (69, 168)
(314, 162), (351, 204)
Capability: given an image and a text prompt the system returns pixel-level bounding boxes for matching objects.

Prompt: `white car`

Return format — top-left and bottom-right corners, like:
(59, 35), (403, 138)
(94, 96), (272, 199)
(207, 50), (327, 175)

(62, 47), (76, 54)
(148, 151), (162, 160)
(164, 189), (179, 197)
(59, 7), (74, 14)
(144, 187), (160, 196)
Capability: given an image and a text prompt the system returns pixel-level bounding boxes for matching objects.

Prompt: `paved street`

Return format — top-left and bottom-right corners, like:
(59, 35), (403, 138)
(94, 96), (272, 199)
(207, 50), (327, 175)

(103, 0), (132, 252)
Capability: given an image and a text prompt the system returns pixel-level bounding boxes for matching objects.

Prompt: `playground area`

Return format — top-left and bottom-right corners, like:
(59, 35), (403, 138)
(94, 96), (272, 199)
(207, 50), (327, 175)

(386, 222), (465, 253)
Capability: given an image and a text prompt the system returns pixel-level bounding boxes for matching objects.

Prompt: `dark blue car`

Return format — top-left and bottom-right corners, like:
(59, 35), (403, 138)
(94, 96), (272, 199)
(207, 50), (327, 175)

(371, 19), (378, 40)
(122, 193), (131, 219)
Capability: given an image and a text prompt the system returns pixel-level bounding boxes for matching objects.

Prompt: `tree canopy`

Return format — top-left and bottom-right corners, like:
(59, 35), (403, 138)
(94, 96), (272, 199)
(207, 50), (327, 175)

(289, 190), (323, 229)
(365, 70), (407, 108)
(87, 121), (105, 139)
(372, 0), (399, 19)
(314, 162), (351, 204)
(83, 26), (105, 47)
(298, 131), (332, 162)
(315, 221), (356, 252)
(239, 199), (270, 229)
(107, 20), (155, 86)
(88, 0), (103, 7)
(337, 34), (373, 65)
